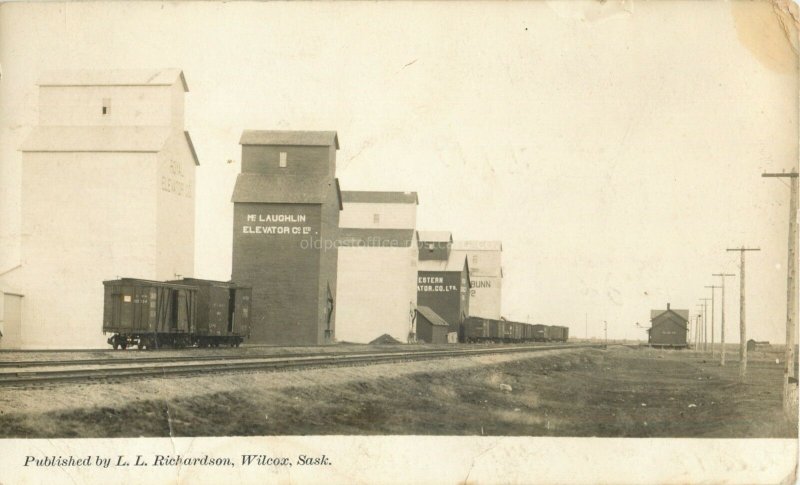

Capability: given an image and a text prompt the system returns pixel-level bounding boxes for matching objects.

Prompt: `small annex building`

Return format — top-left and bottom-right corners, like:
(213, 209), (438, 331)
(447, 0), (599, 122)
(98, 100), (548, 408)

(647, 303), (689, 348)
(335, 190), (419, 344)
(3, 69), (198, 349)
(415, 305), (449, 344)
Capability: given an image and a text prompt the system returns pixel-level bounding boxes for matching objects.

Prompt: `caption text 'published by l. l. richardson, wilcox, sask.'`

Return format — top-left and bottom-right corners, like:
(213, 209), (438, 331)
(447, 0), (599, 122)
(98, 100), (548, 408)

(23, 454), (332, 469)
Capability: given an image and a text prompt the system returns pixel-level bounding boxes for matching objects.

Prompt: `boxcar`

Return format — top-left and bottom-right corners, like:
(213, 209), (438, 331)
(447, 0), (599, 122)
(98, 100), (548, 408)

(512, 322), (524, 341)
(495, 320), (510, 341)
(461, 317), (491, 342)
(546, 325), (569, 342)
(175, 278), (252, 348)
(523, 324), (533, 342)
(103, 278), (196, 349)
(103, 277), (251, 349)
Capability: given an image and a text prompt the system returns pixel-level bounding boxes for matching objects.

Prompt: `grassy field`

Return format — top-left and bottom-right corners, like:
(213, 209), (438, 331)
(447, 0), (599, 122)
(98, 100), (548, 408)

(0, 346), (794, 438)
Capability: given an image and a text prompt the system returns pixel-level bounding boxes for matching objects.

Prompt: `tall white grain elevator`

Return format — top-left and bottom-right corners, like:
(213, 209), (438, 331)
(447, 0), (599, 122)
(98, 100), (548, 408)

(1, 69), (198, 349)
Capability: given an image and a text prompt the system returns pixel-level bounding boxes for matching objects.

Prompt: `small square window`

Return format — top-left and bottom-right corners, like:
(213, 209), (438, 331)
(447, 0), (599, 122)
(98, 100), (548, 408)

(373, 213), (380, 224)
(102, 98), (111, 115)
(472, 255), (478, 264)
(279, 152), (287, 168)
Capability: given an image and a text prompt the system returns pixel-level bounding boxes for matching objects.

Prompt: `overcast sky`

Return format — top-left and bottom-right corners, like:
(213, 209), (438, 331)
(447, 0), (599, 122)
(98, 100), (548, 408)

(0, 1), (797, 342)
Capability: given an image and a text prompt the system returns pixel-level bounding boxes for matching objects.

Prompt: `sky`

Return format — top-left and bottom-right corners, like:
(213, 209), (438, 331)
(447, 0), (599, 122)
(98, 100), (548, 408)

(0, 1), (797, 342)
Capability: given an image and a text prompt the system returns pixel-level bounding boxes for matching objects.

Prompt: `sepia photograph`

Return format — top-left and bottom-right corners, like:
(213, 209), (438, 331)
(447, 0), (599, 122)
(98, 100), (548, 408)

(0, 1), (797, 483)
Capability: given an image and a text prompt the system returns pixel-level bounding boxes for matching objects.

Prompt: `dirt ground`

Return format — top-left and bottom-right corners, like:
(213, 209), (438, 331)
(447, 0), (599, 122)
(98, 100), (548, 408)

(0, 346), (794, 438)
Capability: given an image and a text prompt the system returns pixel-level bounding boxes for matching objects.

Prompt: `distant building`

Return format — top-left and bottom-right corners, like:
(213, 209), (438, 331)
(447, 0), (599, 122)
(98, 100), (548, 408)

(416, 231), (470, 335)
(746, 339), (770, 351)
(647, 303), (689, 348)
(450, 240), (502, 319)
(415, 306), (449, 344)
(3, 69), (198, 349)
(335, 191), (419, 344)
(231, 130), (341, 346)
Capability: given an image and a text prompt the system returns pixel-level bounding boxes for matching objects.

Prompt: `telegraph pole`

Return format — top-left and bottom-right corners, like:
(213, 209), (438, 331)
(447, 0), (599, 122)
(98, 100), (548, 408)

(727, 247), (761, 380)
(695, 305), (705, 352)
(713, 273), (736, 366)
(762, 170), (798, 418)
(700, 298), (711, 352)
(705, 285), (720, 357)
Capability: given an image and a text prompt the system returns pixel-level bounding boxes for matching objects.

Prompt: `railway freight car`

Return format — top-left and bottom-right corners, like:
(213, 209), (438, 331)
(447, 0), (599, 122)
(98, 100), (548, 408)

(531, 324), (548, 341)
(103, 278), (251, 349)
(461, 317), (491, 342)
(546, 325), (570, 342)
(460, 317), (570, 343)
(172, 278), (252, 348)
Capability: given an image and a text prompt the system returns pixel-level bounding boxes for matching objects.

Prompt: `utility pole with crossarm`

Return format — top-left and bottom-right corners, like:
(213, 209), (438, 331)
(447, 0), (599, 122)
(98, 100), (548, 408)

(700, 298), (711, 352)
(712, 273), (736, 366)
(705, 285), (721, 357)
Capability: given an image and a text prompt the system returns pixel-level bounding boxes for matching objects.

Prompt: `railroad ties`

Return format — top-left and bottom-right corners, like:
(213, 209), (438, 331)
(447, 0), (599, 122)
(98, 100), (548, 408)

(0, 343), (604, 387)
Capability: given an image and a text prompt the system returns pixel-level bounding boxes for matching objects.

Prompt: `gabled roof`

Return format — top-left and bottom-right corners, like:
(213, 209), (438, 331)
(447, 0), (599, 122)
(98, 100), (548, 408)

(451, 240), (503, 252)
(416, 306), (449, 327)
(417, 231), (453, 243)
(38, 69), (188, 91)
(337, 228), (416, 248)
(20, 126), (171, 153)
(341, 191), (418, 205)
(650, 309), (690, 322)
(231, 173), (339, 204)
(240, 130), (339, 149)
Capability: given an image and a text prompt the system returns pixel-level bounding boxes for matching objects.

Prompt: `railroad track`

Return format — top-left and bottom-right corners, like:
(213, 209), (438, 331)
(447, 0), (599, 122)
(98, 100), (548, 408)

(0, 343), (604, 387)
(0, 342), (578, 368)
(0, 348), (434, 369)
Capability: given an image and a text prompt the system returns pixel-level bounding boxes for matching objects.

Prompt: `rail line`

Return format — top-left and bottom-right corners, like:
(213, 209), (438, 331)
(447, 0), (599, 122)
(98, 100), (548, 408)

(0, 343), (604, 387)
(0, 342), (578, 368)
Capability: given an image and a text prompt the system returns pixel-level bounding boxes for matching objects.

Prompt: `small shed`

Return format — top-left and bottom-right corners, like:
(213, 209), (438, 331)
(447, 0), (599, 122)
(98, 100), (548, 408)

(747, 339), (770, 351)
(415, 306), (449, 344)
(647, 303), (689, 348)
